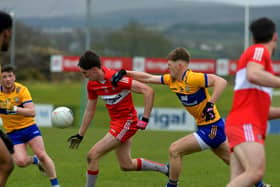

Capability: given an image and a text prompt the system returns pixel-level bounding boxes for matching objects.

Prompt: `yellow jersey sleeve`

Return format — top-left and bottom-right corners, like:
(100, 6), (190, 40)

(161, 74), (172, 85)
(186, 71), (207, 88)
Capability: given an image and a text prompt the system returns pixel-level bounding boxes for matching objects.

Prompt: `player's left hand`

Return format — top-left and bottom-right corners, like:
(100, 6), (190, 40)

(202, 102), (215, 121)
(5, 100), (17, 114)
(111, 69), (127, 86)
(136, 117), (149, 130)
(67, 134), (83, 149)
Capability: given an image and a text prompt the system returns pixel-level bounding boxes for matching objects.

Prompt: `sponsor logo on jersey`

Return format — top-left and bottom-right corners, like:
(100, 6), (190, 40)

(100, 90), (130, 105)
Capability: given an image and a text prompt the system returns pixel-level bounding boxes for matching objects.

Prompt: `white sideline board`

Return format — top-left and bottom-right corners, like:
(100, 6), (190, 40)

(136, 107), (196, 131)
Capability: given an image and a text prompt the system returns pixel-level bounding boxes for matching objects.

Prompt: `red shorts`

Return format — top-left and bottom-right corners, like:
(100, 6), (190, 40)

(109, 119), (138, 143)
(225, 123), (266, 151)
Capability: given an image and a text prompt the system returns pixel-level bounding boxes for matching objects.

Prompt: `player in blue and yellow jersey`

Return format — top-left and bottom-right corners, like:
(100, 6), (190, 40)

(112, 48), (270, 187)
(112, 47), (229, 187)
(0, 65), (60, 187)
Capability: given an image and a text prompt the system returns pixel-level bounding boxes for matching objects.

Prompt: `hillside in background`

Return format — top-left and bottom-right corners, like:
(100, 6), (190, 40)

(1, 1), (280, 82)
(18, 2), (280, 60)
(19, 3), (280, 30)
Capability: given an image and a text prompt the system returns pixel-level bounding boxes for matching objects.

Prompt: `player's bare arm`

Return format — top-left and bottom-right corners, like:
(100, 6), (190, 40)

(131, 80), (154, 119)
(268, 107), (280, 120)
(247, 62), (280, 87)
(127, 71), (161, 84)
(206, 74), (227, 103)
(79, 99), (98, 136)
(16, 102), (36, 117)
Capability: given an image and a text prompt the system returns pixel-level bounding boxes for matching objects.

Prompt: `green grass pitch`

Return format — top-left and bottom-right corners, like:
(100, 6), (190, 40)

(7, 127), (280, 187)
(5, 81), (280, 186)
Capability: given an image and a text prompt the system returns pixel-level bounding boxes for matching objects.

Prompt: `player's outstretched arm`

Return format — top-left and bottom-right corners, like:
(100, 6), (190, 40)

(127, 71), (161, 84)
(68, 99), (97, 149)
(111, 70), (162, 85)
(268, 107), (280, 120)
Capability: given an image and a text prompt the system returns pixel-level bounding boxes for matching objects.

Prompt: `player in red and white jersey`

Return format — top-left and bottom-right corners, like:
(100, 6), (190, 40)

(226, 17), (280, 187)
(68, 50), (168, 187)
(86, 66), (137, 123)
(227, 44), (274, 135)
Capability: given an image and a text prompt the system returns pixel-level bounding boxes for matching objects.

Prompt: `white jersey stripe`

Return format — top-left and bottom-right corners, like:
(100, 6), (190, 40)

(243, 124), (255, 142)
(234, 68), (273, 97)
(117, 120), (132, 140)
(253, 48), (264, 61)
(100, 89), (131, 105)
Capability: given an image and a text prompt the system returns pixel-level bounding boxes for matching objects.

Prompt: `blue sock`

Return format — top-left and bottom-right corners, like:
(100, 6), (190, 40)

(50, 178), (60, 187)
(33, 155), (39, 165)
(166, 180), (178, 187)
(255, 180), (263, 187)
(166, 183), (177, 187)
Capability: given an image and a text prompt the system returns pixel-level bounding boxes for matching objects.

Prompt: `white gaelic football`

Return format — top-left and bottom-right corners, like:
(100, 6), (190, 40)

(51, 106), (74, 128)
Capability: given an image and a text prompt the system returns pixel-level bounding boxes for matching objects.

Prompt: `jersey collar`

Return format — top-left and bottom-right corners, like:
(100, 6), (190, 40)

(180, 69), (189, 81)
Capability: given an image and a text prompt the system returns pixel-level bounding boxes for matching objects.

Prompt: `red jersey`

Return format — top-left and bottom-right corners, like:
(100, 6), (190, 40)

(226, 44), (274, 132)
(87, 67), (137, 122)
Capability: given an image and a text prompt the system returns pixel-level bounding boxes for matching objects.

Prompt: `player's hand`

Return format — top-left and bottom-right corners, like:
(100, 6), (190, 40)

(136, 117), (149, 130)
(202, 102), (215, 121)
(0, 130), (14, 154)
(5, 100), (17, 114)
(111, 69), (127, 86)
(67, 134), (83, 149)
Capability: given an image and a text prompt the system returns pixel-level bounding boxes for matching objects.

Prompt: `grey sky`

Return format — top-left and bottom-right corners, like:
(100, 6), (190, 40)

(0, 0), (280, 18)
(193, 0), (280, 6)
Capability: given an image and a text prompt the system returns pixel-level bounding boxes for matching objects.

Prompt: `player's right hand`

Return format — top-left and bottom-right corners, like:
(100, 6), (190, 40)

(136, 117), (149, 130)
(202, 102), (215, 121)
(5, 100), (17, 114)
(111, 69), (127, 86)
(67, 134), (83, 149)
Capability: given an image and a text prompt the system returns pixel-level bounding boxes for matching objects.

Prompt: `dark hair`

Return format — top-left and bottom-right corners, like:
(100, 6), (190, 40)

(167, 47), (191, 62)
(0, 11), (12, 33)
(78, 50), (101, 70)
(1, 64), (15, 73)
(250, 17), (276, 43)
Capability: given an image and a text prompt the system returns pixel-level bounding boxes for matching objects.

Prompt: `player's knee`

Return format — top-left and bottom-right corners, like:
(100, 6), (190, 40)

(169, 143), (182, 158)
(36, 152), (49, 162)
(248, 170), (264, 183)
(15, 158), (29, 167)
(87, 148), (103, 164)
(87, 152), (99, 164)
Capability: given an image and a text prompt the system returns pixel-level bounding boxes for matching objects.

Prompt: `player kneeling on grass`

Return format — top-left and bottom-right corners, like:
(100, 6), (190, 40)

(68, 50), (168, 187)
(0, 65), (60, 187)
